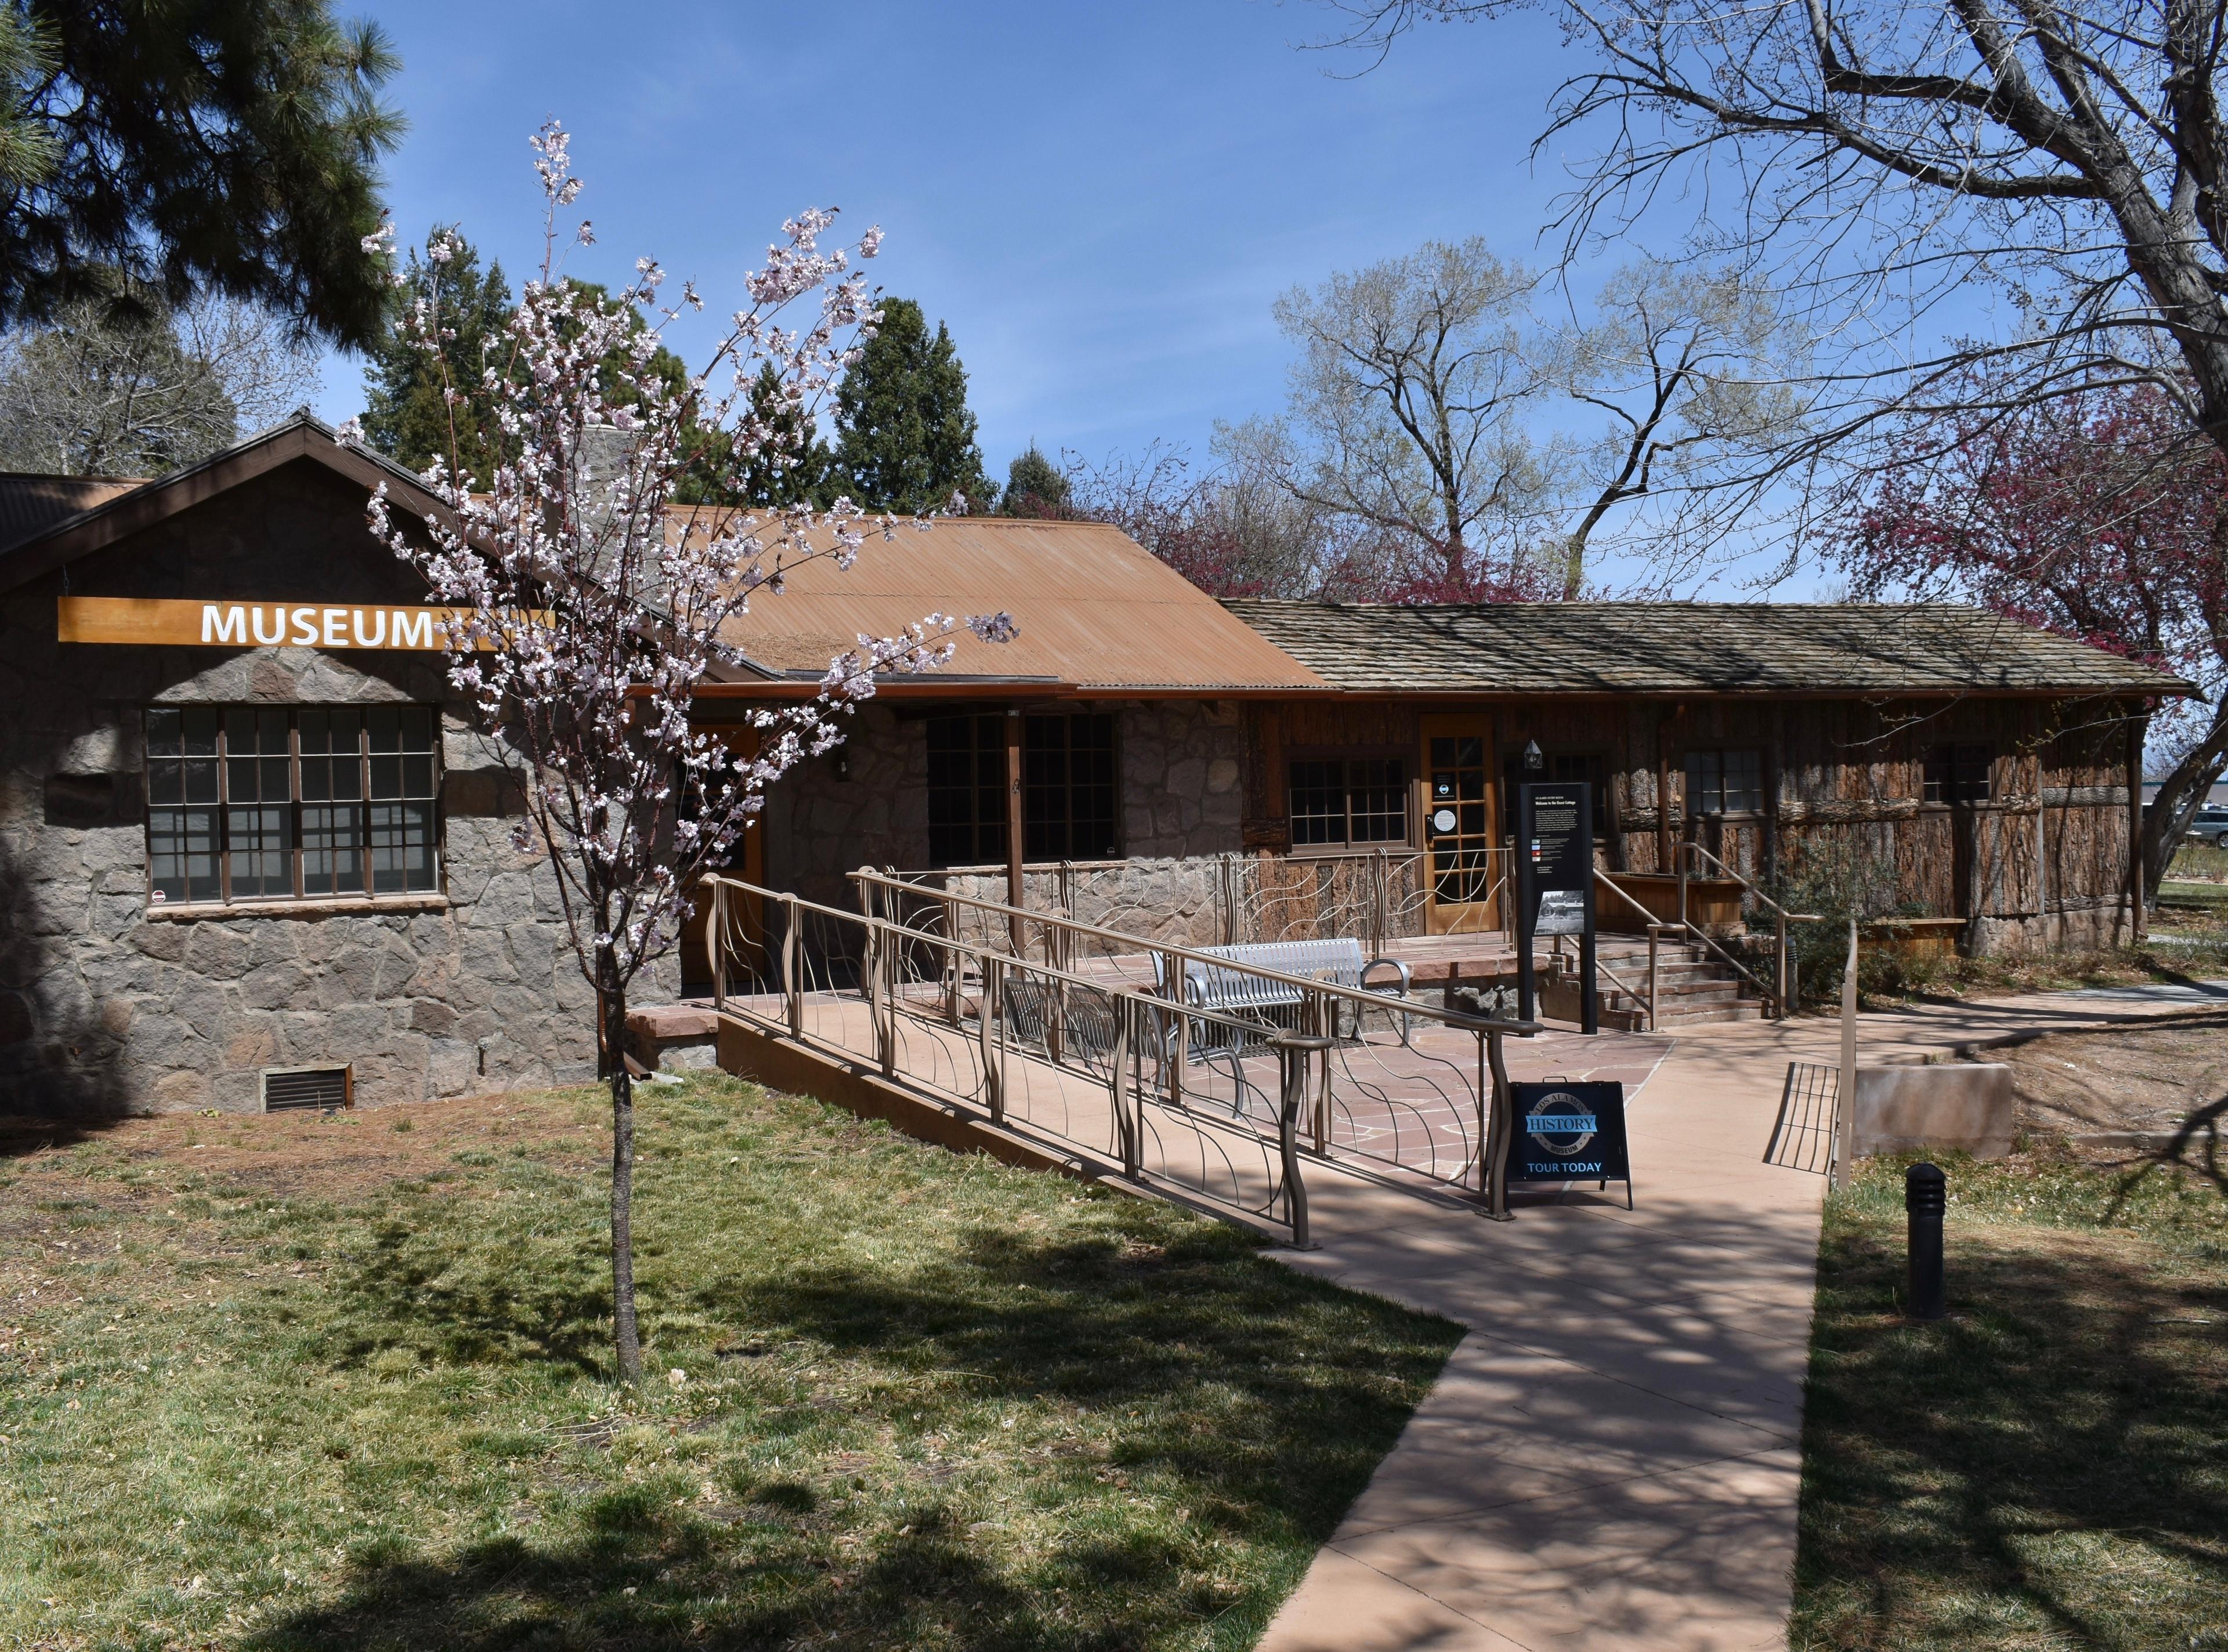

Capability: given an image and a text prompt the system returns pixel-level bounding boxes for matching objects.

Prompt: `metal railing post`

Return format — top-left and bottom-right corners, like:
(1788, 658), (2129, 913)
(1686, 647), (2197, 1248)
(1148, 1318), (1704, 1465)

(1677, 841), (1690, 933)
(878, 924), (896, 1079)
(1112, 997), (1136, 1178)
(1775, 910), (1789, 1019)
(1481, 1028), (1515, 1221)
(780, 892), (802, 1038)
(1310, 990), (1332, 1155)
(981, 955), (1004, 1126)
(1646, 924), (1659, 1033)
(1271, 1032), (1326, 1248)
(711, 878), (727, 1015)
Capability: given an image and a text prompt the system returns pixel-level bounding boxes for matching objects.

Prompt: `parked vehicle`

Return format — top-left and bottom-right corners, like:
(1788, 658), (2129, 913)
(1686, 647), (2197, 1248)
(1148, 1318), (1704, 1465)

(2187, 806), (2228, 847)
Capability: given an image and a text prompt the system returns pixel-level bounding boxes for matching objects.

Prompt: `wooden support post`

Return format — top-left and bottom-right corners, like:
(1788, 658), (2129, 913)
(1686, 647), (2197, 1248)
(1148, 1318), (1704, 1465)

(1656, 712), (1676, 875)
(2126, 710), (2146, 943)
(1006, 708), (1025, 951)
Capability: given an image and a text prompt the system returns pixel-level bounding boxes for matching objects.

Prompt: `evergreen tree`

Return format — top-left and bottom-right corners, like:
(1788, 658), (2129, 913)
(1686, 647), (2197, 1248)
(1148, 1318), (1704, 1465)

(360, 228), (513, 488)
(0, 2), (403, 349)
(719, 360), (831, 508)
(362, 237), (726, 497)
(1001, 443), (1070, 516)
(831, 298), (995, 513)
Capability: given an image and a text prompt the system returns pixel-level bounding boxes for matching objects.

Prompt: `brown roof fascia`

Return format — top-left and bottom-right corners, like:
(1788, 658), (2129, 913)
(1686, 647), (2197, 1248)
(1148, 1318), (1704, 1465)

(0, 414), (454, 596)
(1276, 686), (2169, 703)
(687, 678), (1333, 702)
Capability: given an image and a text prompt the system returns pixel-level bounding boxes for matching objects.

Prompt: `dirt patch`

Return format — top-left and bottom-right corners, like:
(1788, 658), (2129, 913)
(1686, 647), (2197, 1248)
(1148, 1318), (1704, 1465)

(1979, 1011), (2228, 1143)
(0, 1086), (609, 1205)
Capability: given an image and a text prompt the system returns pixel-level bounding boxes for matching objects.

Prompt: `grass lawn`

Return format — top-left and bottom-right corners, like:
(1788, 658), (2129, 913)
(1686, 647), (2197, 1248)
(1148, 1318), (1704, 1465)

(1792, 1149), (2228, 1650)
(0, 1075), (1459, 1651)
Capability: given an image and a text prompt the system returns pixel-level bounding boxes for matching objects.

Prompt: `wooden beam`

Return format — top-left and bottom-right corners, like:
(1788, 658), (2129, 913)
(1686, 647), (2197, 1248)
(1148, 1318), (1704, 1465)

(1006, 708), (1025, 948)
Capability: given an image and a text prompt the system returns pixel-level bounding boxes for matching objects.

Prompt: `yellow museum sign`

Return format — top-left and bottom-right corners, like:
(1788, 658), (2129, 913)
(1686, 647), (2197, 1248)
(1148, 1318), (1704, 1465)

(56, 597), (540, 650)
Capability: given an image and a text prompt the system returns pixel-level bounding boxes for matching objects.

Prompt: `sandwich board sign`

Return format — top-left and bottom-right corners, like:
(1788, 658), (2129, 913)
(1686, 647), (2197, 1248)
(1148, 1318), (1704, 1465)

(1507, 1079), (1632, 1207)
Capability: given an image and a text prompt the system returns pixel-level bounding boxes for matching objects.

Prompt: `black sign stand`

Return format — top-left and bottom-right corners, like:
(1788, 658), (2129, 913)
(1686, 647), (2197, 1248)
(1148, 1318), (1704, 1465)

(1509, 1078), (1633, 1208)
(1516, 781), (1598, 1034)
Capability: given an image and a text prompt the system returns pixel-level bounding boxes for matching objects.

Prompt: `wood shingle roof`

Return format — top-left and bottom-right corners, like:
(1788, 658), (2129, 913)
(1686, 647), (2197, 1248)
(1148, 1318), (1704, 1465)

(1220, 600), (2193, 697)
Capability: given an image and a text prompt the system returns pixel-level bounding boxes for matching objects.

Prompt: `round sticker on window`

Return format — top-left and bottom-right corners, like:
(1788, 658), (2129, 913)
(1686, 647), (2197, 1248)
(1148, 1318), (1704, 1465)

(1431, 807), (1457, 834)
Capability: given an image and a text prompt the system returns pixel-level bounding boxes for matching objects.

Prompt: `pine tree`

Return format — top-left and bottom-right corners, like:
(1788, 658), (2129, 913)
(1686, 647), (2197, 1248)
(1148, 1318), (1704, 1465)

(0, 2), (403, 349)
(831, 298), (996, 513)
(360, 229), (514, 488)
(1001, 443), (1070, 516)
(720, 361), (831, 508)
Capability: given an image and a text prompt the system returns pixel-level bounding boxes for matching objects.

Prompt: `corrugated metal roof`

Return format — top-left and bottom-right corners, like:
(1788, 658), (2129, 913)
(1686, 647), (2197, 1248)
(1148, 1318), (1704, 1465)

(0, 473), (143, 553)
(1222, 599), (2194, 695)
(717, 517), (1329, 693)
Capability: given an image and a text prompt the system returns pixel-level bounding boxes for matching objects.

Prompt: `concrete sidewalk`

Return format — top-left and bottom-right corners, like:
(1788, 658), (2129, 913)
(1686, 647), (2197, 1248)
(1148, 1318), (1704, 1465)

(1256, 984), (2225, 1652)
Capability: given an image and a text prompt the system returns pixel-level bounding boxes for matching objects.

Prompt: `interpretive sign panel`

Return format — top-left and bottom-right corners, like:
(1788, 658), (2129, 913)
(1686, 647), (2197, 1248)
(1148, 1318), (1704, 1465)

(1516, 781), (1598, 1031)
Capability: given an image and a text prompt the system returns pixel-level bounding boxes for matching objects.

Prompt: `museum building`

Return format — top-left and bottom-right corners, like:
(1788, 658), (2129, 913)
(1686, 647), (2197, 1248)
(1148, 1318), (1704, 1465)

(0, 415), (2189, 1115)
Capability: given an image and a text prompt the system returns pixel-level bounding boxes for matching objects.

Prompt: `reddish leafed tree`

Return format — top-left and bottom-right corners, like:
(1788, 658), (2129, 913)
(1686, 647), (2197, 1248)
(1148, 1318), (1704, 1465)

(1843, 383), (2228, 897)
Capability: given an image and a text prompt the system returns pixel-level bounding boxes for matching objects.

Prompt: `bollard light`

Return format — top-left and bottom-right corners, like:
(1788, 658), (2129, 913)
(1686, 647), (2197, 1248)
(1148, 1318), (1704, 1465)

(1905, 1161), (1947, 1321)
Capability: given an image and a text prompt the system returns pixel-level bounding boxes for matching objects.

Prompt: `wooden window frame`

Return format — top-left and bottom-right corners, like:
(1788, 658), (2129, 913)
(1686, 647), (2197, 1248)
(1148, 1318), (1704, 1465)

(1287, 748), (1413, 853)
(143, 705), (443, 910)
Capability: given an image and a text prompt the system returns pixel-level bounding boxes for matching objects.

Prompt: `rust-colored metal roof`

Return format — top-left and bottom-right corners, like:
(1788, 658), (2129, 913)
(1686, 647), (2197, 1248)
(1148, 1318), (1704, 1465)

(715, 516), (1329, 695)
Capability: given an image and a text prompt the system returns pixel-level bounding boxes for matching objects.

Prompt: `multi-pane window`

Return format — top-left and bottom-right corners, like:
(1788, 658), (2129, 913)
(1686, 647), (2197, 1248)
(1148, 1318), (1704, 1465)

(1291, 758), (1408, 847)
(1024, 714), (1118, 860)
(1923, 744), (1992, 805)
(1685, 748), (1764, 815)
(144, 706), (441, 906)
(925, 712), (1126, 867)
(925, 714), (1009, 867)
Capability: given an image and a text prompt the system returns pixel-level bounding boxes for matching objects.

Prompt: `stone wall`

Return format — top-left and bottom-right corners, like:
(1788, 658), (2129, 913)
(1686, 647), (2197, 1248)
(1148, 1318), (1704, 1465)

(757, 697), (1247, 912)
(0, 458), (670, 1116)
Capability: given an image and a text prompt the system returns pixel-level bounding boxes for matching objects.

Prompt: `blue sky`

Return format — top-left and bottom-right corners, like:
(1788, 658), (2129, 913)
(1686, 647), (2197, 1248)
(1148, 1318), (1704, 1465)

(320, 0), (1595, 480)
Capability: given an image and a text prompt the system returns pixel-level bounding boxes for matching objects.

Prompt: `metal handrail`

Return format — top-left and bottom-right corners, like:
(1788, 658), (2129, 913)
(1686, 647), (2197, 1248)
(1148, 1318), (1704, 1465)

(1676, 839), (1824, 928)
(856, 867), (1541, 1038)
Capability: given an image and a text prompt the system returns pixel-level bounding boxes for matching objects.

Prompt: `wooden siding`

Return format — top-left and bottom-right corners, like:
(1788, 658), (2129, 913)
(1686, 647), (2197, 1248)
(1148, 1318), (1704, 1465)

(1240, 692), (2141, 927)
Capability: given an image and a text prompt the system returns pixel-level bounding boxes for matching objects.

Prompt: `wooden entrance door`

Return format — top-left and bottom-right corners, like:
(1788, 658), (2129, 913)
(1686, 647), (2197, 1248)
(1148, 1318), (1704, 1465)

(1420, 713), (1500, 934)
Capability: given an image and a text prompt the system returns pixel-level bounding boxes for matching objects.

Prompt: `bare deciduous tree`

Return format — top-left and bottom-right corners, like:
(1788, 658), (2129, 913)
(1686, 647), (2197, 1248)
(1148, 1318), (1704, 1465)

(0, 292), (319, 476)
(1332, 0), (2228, 867)
(1239, 237), (1553, 596)
(1552, 259), (1811, 596)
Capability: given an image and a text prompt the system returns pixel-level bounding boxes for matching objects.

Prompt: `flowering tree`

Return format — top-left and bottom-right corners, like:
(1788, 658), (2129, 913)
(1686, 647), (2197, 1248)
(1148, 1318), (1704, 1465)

(1845, 383), (2227, 897)
(355, 123), (1010, 1382)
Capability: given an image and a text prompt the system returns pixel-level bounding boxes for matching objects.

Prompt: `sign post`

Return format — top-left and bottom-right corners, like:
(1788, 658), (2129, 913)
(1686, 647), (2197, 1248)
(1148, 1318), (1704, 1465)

(1516, 780), (1598, 1034)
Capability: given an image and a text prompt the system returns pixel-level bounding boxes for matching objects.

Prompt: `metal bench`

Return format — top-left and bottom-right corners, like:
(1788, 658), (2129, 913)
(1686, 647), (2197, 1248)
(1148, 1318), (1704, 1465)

(1152, 939), (1412, 1042)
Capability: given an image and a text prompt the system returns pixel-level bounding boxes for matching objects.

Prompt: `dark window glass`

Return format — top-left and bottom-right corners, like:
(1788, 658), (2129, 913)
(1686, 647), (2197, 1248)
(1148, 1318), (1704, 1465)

(1923, 744), (1992, 805)
(1684, 749), (1763, 815)
(147, 708), (222, 903)
(141, 705), (440, 906)
(298, 710), (365, 896)
(1501, 750), (1609, 835)
(368, 707), (439, 893)
(1292, 757), (1409, 847)
(1023, 713), (1119, 860)
(926, 714), (1008, 867)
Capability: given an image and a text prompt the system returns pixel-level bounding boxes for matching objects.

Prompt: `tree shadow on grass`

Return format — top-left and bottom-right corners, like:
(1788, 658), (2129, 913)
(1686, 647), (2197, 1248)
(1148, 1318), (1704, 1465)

(1793, 1207), (2228, 1650)
(255, 1220), (1455, 1651)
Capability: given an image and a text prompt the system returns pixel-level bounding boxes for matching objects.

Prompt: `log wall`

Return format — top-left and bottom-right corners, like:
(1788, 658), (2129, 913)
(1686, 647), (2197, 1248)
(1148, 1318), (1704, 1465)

(1242, 692), (2142, 955)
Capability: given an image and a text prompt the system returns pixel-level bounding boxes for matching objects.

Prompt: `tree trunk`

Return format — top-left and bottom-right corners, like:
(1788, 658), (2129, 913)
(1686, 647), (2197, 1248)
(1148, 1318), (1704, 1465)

(2140, 694), (2228, 901)
(602, 968), (643, 1383)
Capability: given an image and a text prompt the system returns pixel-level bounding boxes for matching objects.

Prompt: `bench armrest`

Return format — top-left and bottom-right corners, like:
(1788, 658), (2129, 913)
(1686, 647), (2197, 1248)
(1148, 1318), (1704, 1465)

(1360, 957), (1412, 997)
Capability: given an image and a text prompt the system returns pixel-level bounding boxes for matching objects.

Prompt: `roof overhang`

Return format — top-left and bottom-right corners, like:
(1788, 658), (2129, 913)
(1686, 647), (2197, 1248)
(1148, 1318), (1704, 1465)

(0, 414), (452, 597)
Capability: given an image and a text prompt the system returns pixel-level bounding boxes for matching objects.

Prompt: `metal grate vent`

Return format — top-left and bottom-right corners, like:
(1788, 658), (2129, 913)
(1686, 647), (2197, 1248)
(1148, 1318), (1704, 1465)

(262, 1064), (353, 1113)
